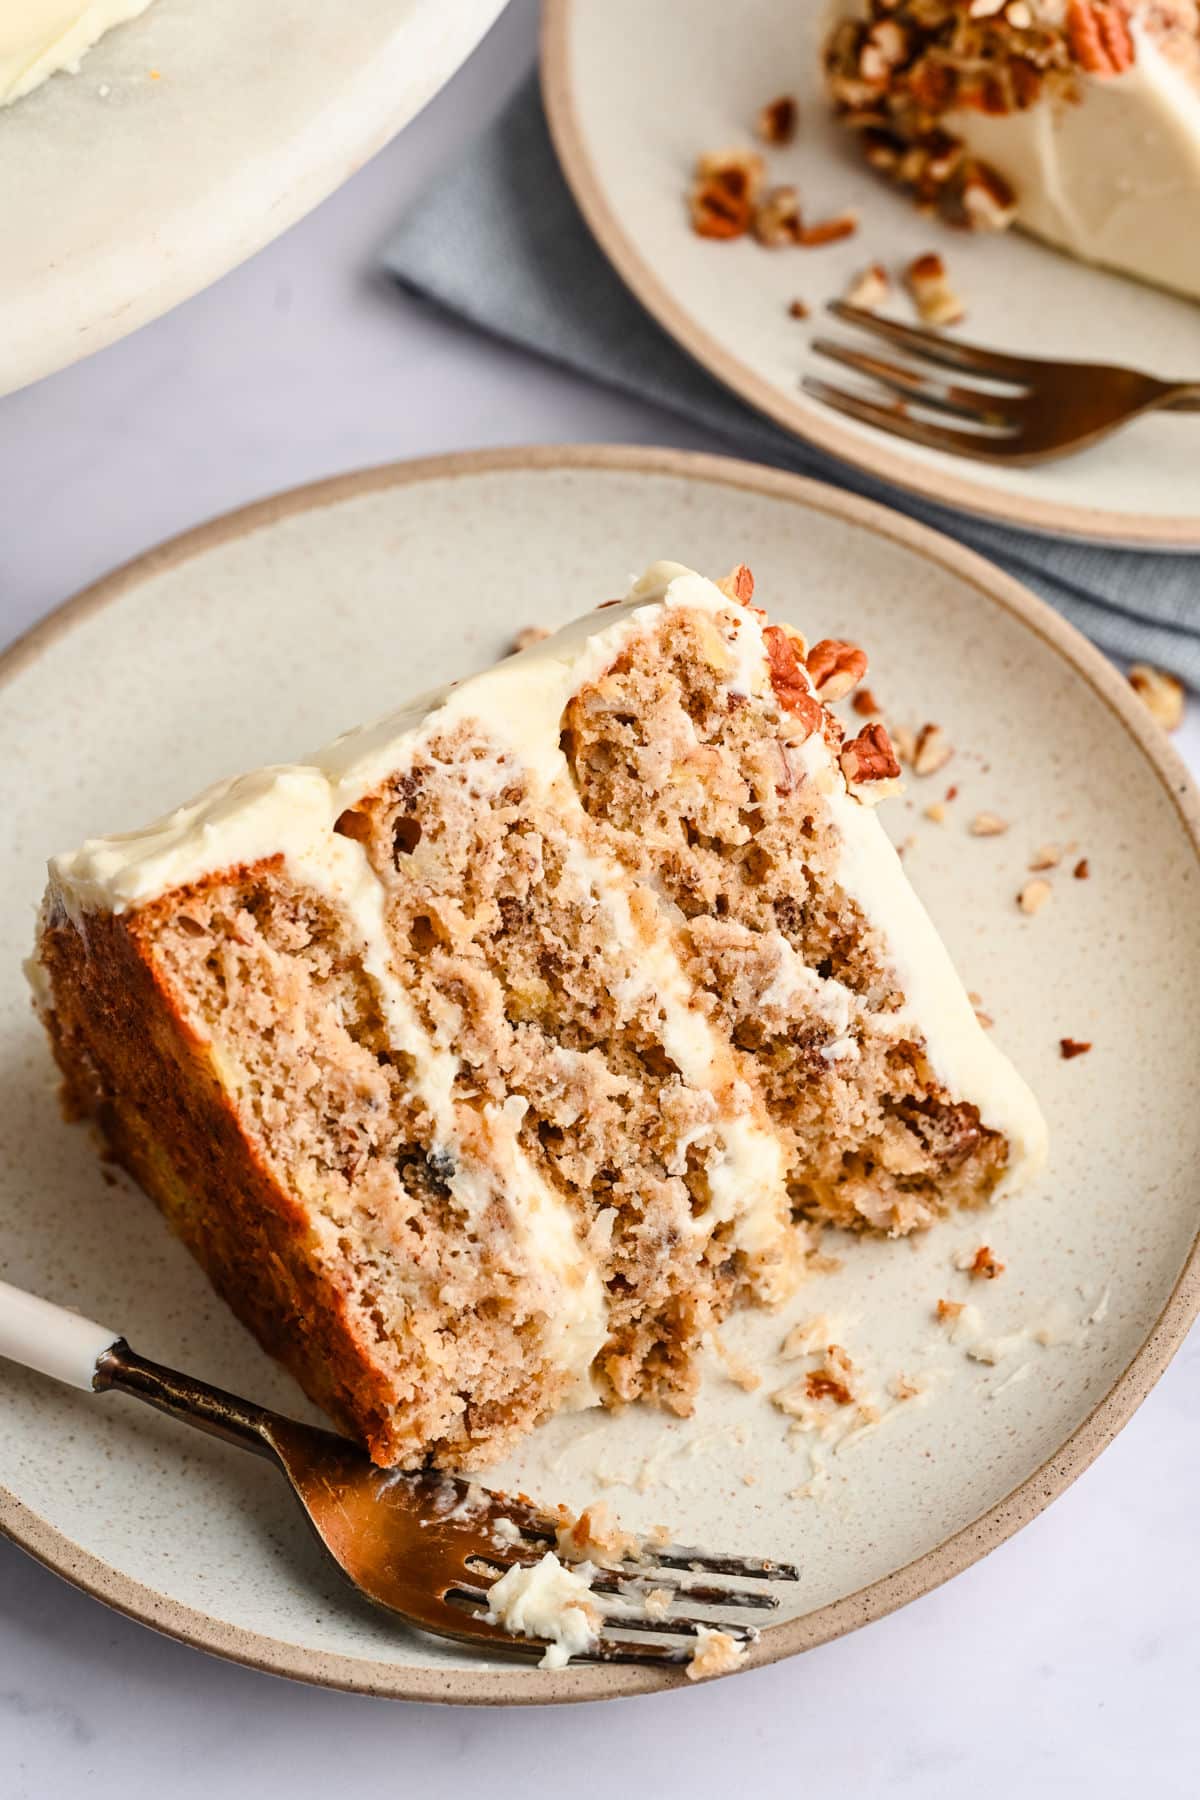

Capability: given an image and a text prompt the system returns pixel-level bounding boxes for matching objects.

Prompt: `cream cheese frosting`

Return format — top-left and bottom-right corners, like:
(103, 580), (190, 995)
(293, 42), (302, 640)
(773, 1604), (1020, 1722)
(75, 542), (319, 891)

(825, 0), (1200, 300)
(0, 1), (156, 106)
(946, 13), (1200, 300)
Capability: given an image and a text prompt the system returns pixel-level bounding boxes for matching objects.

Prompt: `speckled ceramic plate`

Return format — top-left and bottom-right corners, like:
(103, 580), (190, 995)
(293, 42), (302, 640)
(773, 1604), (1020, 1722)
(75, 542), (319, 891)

(0, 0), (509, 397)
(543, 0), (1200, 548)
(2, 446), (1199, 1704)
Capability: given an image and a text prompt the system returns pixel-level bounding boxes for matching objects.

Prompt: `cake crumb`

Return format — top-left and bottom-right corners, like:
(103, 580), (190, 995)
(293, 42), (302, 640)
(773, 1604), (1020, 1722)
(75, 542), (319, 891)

(643, 1587), (673, 1621)
(1060, 1037), (1092, 1059)
(923, 801), (946, 824)
(757, 94), (798, 145)
(556, 1500), (642, 1567)
(780, 1314), (839, 1359)
(1028, 844), (1061, 871)
(1017, 878), (1052, 915)
(788, 297), (811, 319)
(843, 262), (890, 310)
(686, 1627), (747, 1681)
(712, 1333), (762, 1392)
(936, 1299), (983, 1344)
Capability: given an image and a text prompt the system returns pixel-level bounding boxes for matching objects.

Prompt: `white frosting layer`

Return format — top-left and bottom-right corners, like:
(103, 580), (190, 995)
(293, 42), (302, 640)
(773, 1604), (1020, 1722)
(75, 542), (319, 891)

(948, 16), (1200, 301)
(0, 0), (156, 105)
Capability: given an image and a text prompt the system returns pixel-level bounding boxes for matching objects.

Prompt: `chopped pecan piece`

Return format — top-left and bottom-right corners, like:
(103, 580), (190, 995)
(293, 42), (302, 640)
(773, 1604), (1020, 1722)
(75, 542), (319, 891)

(753, 185), (804, 247)
(844, 262), (890, 310)
(1074, 857), (1090, 879)
(1060, 1037), (1092, 1059)
(757, 94), (798, 145)
(912, 722), (953, 776)
(1066, 0), (1135, 75)
(689, 148), (764, 239)
(1029, 844), (1061, 871)
(969, 1245), (1005, 1280)
(1128, 662), (1185, 731)
(905, 252), (965, 326)
(961, 161), (1017, 230)
(763, 625), (822, 733)
(798, 211), (859, 247)
(806, 637), (868, 701)
(716, 563), (755, 606)
(840, 721), (902, 792)
(970, 811), (1008, 836)
(788, 297), (811, 319)
(852, 686), (881, 717)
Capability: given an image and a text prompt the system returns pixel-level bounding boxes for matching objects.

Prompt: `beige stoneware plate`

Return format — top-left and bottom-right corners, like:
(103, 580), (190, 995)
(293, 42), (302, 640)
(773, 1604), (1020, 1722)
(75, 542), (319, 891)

(543, 0), (1200, 548)
(2, 446), (1199, 1704)
(0, 0), (509, 397)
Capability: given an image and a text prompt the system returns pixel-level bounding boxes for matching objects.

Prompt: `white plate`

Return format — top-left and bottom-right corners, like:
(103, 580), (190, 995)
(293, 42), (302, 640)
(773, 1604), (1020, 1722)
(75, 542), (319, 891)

(543, 0), (1200, 548)
(0, 0), (508, 397)
(2, 446), (1199, 1703)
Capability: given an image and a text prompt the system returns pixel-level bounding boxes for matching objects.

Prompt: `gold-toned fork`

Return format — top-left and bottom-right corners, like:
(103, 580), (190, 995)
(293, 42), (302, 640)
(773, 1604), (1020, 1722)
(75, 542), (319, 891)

(805, 301), (1200, 465)
(0, 1280), (796, 1670)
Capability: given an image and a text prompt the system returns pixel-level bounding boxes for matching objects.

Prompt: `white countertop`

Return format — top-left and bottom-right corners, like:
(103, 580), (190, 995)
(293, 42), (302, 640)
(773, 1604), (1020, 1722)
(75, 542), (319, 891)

(1, 2), (1197, 1792)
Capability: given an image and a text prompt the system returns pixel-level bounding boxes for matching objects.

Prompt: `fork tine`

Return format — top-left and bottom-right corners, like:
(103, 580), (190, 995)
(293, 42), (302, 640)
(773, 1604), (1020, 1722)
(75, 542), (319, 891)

(449, 1582), (758, 1647)
(468, 1556), (783, 1609)
(588, 1572), (780, 1610)
(827, 301), (1039, 381)
(802, 376), (1011, 460)
(642, 1544), (799, 1581)
(811, 337), (1016, 428)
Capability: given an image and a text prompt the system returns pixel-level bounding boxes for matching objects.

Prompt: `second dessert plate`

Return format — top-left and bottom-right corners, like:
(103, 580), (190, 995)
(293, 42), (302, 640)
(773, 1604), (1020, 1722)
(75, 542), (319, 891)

(2, 447), (1199, 1701)
(543, 0), (1200, 548)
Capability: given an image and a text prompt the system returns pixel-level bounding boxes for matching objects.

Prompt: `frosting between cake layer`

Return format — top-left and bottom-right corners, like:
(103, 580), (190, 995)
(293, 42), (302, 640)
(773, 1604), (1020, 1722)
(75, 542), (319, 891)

(0, 0), (156, 106)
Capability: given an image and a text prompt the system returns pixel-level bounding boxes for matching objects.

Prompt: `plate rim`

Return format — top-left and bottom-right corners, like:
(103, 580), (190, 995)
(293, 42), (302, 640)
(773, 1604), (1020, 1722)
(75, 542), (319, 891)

(540, 0), (1200, 552)
(3, 441), (1199, 1705)
(0, 0), (509, 398)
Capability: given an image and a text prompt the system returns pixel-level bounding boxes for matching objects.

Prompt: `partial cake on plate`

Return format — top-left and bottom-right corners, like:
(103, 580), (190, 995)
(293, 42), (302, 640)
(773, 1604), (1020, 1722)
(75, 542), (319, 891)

(824, 0), (1200, 301)
(31, 562), (1046, 1469)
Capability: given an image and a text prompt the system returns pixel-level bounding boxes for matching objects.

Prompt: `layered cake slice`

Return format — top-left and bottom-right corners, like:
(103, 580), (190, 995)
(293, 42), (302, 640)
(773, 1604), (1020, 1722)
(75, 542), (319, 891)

(824, 0), (1200, 300)
(33, 562), (1045, 1469)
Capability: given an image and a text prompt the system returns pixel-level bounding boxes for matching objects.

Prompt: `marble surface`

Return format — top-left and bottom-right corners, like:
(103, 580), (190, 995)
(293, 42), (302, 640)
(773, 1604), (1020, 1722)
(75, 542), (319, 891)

(1, 0), (1198, 1791)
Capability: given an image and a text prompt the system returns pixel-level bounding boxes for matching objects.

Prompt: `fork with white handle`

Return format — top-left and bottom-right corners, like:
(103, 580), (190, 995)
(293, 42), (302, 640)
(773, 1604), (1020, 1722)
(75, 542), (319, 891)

(0, 1279), (797, 1669)
(806, 301), (1200, 465)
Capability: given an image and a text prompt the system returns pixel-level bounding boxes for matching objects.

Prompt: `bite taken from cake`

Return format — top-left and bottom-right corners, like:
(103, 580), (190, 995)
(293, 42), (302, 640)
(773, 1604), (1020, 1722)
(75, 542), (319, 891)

(31, 562), (1046, 1472)
(823, 0), (1200, 301)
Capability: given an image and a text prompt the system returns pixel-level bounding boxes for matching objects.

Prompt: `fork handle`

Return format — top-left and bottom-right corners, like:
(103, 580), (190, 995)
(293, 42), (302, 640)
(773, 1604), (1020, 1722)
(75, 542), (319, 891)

(1165, 391), (1200, 412)
(0, 1277), (119, 1389)
(0, 1277), (276, 1457)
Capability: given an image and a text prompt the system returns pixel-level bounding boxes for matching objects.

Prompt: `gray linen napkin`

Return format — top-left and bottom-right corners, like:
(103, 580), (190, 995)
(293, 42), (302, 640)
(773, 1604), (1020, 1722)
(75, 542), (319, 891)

(383, 76), (1200, 684)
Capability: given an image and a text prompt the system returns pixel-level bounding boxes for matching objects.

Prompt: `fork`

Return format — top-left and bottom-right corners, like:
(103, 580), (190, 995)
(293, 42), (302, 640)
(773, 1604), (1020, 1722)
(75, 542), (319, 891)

(0, 1279), (796, 1670)
(805, 301), (1200, 465)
